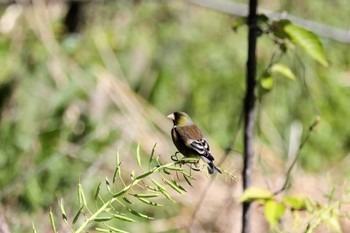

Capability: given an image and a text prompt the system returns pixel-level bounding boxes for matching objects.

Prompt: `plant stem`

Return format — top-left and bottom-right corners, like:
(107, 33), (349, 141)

(242, 0), (258, 232)
(75, 160), (190, 233)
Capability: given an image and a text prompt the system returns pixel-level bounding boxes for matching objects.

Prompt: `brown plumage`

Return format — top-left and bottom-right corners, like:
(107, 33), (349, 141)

(167, 112), (221, 174)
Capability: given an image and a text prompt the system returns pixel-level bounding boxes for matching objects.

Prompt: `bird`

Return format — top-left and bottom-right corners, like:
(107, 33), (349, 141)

(167, 112), (222, 174)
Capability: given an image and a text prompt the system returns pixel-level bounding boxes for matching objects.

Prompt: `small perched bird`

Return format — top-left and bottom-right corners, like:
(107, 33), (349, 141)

(167, 112), (222, 174)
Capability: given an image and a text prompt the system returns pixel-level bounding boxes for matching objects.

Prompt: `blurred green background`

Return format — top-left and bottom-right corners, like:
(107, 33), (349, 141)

(0, 0), (350, 232)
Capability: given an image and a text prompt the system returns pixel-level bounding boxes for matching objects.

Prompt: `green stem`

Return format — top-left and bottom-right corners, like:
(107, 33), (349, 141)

(75, 159), (193, 232)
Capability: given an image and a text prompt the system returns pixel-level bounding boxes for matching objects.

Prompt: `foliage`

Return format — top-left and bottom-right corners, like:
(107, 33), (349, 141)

(241, 186), (347, 233)
(33, 146), (232, 233)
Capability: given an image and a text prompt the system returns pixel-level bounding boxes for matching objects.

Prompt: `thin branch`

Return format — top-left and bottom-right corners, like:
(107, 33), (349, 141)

(273, 117), (320, 195)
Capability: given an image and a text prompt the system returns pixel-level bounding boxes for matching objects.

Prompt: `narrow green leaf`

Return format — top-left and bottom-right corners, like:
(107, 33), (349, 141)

(240, 187), (273, 202)
(113, 150), (121, 183)
(107, 224), (130, 233)
(284, 23), (328, 66)
(49, 208), (57, 233)
(173, 179), (187, 192)
(113, 214), (138, 223)
(132, 193), (160, 198)
(127, 208), (154, 219)
(232, 17), (246, 32)
(122, 196), (134, 204)
(271, 63), (296, 80)
(180, 157), (199, 163)
(149, 143), (157, 170)
(106, 176), (112, 193)
(60, 199), (67, 221)
(137, 197), (163, 207)
(32, 222), (37, 233)
(163, 169), (171, 175)
(264, 200), (286, 227)
(113, 187), (129, 198)
(135, 170), (154, 180)
(136, 143), (142, 168)
(163, 178), (184, 194)
(151, 179), (167, 192)
(113, 162), (120, 184)
(78, 183), (87, 207)
(73, 206), (84, 224)
(94, 216), (113, 222)
(96, 228), (110, 232)
(159, 189), (174, 201)
(165, 166), (183, 171)
(145, 184), (158, 191)
(95, 182), (102, 200)
(151, 179), (174, 201)
(183, 173), (194, 187)
(283, 196), (306, 210)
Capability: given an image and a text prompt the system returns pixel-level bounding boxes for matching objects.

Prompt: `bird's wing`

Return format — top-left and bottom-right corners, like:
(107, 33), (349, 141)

(175, 125), (215, 162)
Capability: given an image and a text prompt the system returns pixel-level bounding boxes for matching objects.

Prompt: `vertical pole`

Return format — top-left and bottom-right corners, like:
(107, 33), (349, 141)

(242, 0), (258, 232)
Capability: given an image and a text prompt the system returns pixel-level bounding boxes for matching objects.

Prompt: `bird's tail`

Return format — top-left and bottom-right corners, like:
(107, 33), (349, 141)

(207, 162), (222, 175)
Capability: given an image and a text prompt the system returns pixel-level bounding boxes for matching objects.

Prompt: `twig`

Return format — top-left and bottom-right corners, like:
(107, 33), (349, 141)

(273, 117), (320, 195)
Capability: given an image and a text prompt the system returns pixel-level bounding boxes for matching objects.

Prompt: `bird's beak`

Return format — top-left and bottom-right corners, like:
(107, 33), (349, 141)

(167, 113), (175, 121)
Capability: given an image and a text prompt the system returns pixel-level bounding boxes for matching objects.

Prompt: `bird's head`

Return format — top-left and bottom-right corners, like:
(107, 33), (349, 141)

(167, 112), (193, 126)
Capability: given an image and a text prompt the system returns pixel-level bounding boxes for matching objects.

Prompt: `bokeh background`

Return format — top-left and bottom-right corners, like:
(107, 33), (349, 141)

(1, 0), (350, 232)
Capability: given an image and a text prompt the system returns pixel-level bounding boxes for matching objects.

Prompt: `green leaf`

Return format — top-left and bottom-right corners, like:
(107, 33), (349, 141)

(96, 228), (110, 233)
(232, 17), (246, 32)
(122, 196), (134, 204)
(183, 173), (194, 187)
(94, 182), (102, 200)
(260, 75), (274, 91)
(264, 200), (286, 227)
(132, 193), (160, 198)
(127, 208), (154, 219)
(284, 23), (328, 67)
(149, 143), (157, 170)
(151, 179), (174, 201)
(137, 197), (163, 207)
(60, 199), (67, 221)
(106, 176), (112, 194)
(94, 216), (113, 222)
(283, 196), (306, 210)
(271, 63), (296, 80)
(270, 19), (291, 40)
(107, 225), (130, 233)
(49, 208), (57, 233)
(240, 187), (273, 202)
(113, 150), (121, 183)
(32, 222), (37, 233)
(164, 166), (183, 171)
(151, 179), (167, 192)
(145, 184), (158, 191)
(136, 143), (142, 168)
(78, 182), (87, 207)
(73, 206), (84, 224)
(113, 214), (138, 222)
(135, 170), (154, 180)
(163, 178), (186, 194)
